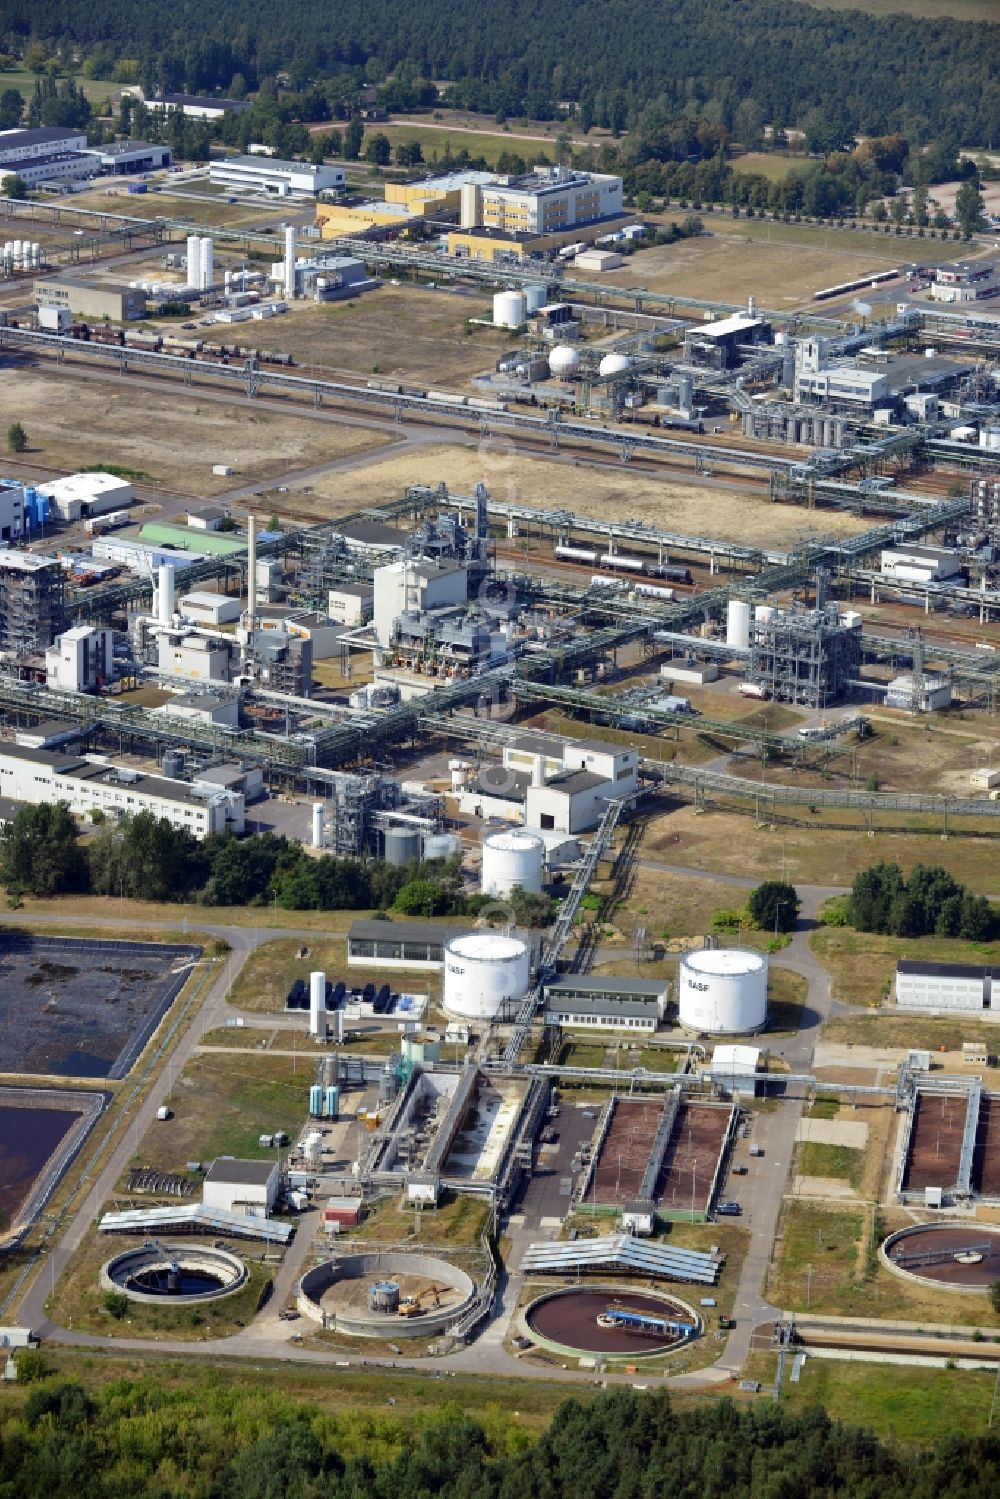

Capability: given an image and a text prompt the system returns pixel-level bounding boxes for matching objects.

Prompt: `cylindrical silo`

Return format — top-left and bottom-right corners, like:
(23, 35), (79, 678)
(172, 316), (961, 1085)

(524, 282), (547, 313)
(199, 235), (213, 289)
(157, 563), (175, 625)
(481, 829), (545, 897)
(308, 1084), (323, 1116)
(284, 225), (297, 300)
(304, 1131), (323, 1167)
(443, 932), (531, 1021)
(493, 289), (527, 328)
(422, 831), (461, 861)
(309, 971), (326, 1036)
(678, 372), (694, 410)
(311, 803), (325, 849)
(678, 948), (768, 1034)
(331, 1007), (344, 1045)
(369, 1280), (400, 1313)
(324, 1085), (339, 1119)
(754, 605), (776, 623)
(383, 826), (421, 867)
(186, 233), (201, 289)
(726, 599), (751, 652)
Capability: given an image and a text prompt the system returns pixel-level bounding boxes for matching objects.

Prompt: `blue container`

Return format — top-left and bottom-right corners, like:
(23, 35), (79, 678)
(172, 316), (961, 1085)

(308, 1084), (323, 1117)
(325, 1086), (339, 1120)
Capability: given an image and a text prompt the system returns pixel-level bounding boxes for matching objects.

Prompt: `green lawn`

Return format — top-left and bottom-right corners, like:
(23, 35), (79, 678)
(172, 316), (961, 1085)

(364, 122), (555, 168)
(747, 1353), (999, 1442)
(797, 1141), (864, 1188)
(0, 67), (114, 106)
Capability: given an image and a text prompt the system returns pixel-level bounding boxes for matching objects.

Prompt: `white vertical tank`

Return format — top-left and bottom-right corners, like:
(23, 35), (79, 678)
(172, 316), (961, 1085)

(311, 803), (325, 849)
(199, 236), (213, 289)
(443, 933), (531, 1021)
(309, 971), (326, 1036)
(481, 829), (545, 896)
(726, 599), (751, 651)
(678, 948), (768, 1034)
(157, 563), (175, 625)
(284, 225), (297, 300)
(524, 282), (547, 313)
(493, 290), (527, 328)
(186, 233), (201, 289)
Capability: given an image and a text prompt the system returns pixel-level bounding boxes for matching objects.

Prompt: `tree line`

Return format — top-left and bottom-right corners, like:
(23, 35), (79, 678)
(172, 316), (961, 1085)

(845, 861), (996, 942)
(4, 1376), (1000, 1498)
(0, 803), (552, 924)
(2, 0), (998, 145)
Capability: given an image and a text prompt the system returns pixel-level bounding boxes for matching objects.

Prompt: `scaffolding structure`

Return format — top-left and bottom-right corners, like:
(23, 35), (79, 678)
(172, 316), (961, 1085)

(747, 598), (862, 709)
(0, 552), (66, 656)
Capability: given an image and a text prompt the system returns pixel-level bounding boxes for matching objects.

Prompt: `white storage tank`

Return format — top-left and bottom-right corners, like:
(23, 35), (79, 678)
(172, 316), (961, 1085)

(481, 829), (544, 897)
(598, 352), (631, 378)
(493, 290), (527, 328)
(311, 803), (325, 849)
(443, 933), (531, 1021)
(524, 282), (547, 313)
(309, 971), (326, 1036)
(383, 826), (421, 866)
(549, 344), (580, 378)
(422, 831), (461, 861)
(754, 605), (776, 623)
(678, 948), (768, 1034)
(726, 599), (751, 651)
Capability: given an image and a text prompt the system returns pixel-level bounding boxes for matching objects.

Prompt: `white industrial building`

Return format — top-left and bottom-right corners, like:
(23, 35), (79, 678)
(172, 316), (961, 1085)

(347, 918), (474, 970)
(327, 582), (374, 626)
(45, 624), (114, 692)
(542, 975), (668, 1032)
(93, 537), (200, 573)
(178, 590), (243, 627)
(157, 630), (233, 683)
(885, 673), (953, 712)
(678, 948), (768, 1034)
(146, 92), (250, 120)
(880, 544), (962, 584)
(0, 482), (27, 542)
(794, 338), (890, 408)
(895, 959), (996, 1011)
(0, 743), (244, 837)
(36, 472), (133, 524)
(373, 556), (469, 649)
(0, 127), (88, 164)
(155, 691), (241, 728)
(710, 1044), (765, 1095)
(210, 154), (346, 197)
(458, 733), (638, 835)
(459, 166), (623, 234)
(202, 1158), (279, 1217)
(82, 140), (172, 174)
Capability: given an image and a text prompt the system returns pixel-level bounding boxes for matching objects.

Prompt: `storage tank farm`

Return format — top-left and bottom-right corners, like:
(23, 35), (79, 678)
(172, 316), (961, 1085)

(443, 932), (532, 1021)
(678, 948), (768, 1033)
(481, 829), (545, 897)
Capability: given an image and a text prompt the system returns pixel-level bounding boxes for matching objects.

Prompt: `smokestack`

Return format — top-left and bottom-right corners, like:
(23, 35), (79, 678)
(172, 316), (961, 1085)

(246, 513), (256, 624)
(157, 563), (174, 626)
(312, 803), (325, 849)
(284, 225), (297, 300)
(531, 754), (547, 788)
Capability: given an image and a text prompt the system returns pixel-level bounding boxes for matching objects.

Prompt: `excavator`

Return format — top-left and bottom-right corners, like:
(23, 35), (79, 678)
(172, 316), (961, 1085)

(398, 1283), (444, 1318)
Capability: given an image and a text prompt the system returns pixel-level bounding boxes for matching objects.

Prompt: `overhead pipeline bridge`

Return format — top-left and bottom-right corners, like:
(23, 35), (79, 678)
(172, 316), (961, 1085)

(0, 324), (803, 474)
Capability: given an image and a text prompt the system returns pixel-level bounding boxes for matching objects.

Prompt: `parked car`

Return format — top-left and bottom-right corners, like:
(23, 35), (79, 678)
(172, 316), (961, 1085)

(717, 1201), (742, 1217)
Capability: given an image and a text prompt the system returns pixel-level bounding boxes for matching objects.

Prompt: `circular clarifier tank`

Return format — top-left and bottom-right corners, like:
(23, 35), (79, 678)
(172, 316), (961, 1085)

(881, 1223), (1000, 1291)
(524, 1286), (700, 1357)
(101, 1243), (248, 1305)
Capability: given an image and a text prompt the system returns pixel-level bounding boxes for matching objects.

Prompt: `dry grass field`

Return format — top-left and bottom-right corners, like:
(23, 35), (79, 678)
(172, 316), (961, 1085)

(57, 188), (279, 230)
(297, 442), (872, 547)
(200, 286), (509, 386)
(0, 367), (391, 496)
(642, 803), (1000, 890)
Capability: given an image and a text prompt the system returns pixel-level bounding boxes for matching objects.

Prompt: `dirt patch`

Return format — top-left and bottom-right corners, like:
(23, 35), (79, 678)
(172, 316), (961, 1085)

(0, 367), (390, 497)
(300, 443), (872, 548)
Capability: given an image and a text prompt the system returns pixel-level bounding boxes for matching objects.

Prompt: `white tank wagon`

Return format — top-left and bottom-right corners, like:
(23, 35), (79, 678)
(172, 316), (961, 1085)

(481, 829), (545, 897)
(443, 932), (531, 1021)
(678, 948), (768, 1034)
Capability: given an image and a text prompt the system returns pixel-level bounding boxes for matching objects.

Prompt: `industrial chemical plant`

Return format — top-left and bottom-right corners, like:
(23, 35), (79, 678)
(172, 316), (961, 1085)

(1, 135), (1000, 1399)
